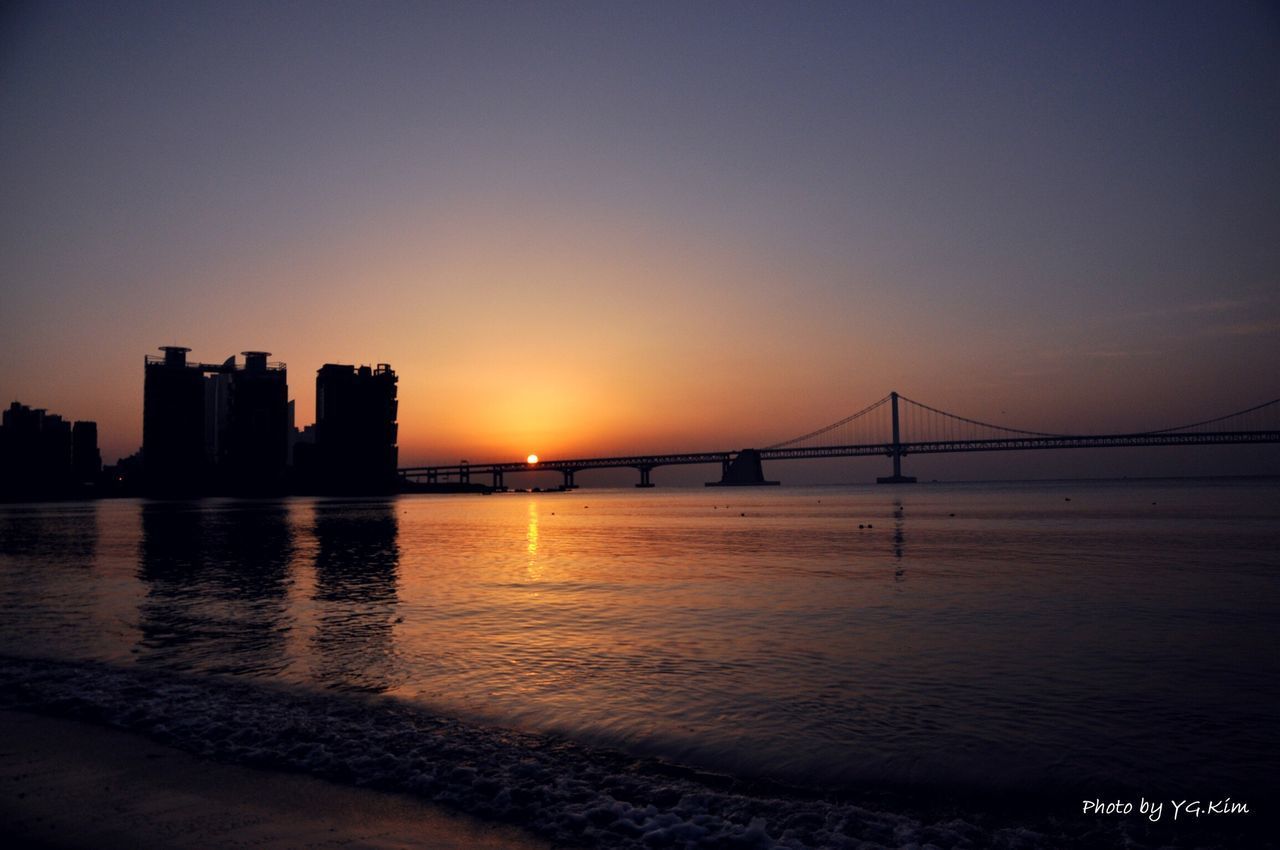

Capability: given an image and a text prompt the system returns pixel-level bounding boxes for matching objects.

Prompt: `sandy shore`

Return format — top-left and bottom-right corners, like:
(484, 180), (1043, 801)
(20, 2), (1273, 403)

(0, 710), (554, 849)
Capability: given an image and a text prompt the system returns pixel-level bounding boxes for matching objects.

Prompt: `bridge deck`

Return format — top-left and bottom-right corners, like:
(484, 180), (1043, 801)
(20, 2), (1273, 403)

(399, 430), (1280, 480)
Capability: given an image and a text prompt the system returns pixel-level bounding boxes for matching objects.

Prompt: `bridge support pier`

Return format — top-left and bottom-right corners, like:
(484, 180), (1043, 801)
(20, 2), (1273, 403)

(561, 469), (578, 489)
(706, 449), (779, 486)
(492, 470), (505, 490)
(876, 450), (916, 483)
(635, 466), (655, 488)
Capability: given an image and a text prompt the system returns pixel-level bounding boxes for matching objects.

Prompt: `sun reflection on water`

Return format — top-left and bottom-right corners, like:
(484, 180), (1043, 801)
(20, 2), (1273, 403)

(525, 499), (540, 579)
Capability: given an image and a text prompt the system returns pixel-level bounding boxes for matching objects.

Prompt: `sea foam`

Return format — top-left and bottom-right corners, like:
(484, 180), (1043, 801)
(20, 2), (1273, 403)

(0, 654), (1168, 849)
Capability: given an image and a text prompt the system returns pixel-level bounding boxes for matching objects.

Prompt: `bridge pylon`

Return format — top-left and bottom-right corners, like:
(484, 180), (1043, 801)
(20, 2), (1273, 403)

(876, 391), (917, 484)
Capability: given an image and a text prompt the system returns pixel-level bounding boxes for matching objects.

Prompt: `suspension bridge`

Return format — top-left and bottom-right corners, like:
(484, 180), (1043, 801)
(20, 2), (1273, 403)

(398, 392), (1280, 489)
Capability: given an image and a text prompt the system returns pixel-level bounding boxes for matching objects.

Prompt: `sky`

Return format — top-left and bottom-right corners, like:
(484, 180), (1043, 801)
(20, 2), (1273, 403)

(2, 0), (1278, 481)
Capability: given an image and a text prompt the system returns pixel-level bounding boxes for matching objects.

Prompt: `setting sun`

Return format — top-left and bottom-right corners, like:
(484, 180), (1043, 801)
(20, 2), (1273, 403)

(526, 454), (539, 464)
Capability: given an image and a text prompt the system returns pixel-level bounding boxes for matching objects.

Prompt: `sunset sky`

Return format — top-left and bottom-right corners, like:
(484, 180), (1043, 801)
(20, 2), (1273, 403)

(2, 1), (1278, 480)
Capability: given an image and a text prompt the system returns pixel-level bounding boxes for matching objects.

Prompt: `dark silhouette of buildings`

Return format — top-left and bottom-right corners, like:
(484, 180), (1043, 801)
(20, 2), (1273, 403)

(102, 451), (144, 496)
(143, 347), (289, 496)
(4, 347), (399, 500)
(1, 400), (99, 499)
(140, 346), (398, 497)
(143, 347), (207, 495)
(206, 352), (289, 493)
(312, 363), (399, 494)
(72, 421), (102, 484)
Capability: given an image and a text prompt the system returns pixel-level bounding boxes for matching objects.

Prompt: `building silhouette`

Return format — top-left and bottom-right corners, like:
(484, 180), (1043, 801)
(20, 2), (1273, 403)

(143, 347), (208, 495)
(314, 363), (398, 493)
(71, 421), (102, 485)
(143, 346), (289, 496)
(1, 400), (96, 499)
(37, 413), (71, 493)
(207, 352), (289, 494)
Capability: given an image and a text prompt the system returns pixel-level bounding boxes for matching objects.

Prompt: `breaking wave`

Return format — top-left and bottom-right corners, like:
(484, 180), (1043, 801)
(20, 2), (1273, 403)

(1, 654), (1241, 850)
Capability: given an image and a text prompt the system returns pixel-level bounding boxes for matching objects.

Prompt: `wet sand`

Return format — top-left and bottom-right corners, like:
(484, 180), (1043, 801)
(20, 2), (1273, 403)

(0, 710), (553, 849)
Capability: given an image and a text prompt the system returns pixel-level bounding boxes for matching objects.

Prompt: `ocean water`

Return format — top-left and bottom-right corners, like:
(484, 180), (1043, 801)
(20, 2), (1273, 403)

(2, 480), (1277, 848)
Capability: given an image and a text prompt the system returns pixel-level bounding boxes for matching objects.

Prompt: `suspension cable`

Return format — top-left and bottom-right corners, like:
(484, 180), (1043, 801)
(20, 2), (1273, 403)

(1146, 397), (1280, 434)
(895, 394), (1069, 437)
(765, 395), (892, 449)
(769, 392), (1278, 450)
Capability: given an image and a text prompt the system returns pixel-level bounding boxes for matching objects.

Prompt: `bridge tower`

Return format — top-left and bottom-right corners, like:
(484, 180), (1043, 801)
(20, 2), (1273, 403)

(876, 391), (917, 484)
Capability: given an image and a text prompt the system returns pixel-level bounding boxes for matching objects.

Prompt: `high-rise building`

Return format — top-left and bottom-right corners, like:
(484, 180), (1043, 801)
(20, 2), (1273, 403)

(39, 414), (72, 491)
(143, 346), (290, 495)
(212, 352), (289, 493)
(0, 401), (82, 498)
(315, 363), (398, 493)
(2, 401), (44, 497)
(143, 346), (207, 495)
(72, 421), (102, 484)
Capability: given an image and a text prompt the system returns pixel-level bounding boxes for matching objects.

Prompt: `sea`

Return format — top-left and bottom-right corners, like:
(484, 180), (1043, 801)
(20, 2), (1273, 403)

(1, 479), (1277, 849)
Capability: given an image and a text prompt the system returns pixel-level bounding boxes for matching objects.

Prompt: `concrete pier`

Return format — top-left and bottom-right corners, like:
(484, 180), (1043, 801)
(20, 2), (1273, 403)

(705, 449), (779, 486)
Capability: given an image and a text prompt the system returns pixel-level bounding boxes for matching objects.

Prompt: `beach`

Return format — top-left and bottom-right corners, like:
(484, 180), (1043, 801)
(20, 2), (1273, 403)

(0, 710), (551, 849)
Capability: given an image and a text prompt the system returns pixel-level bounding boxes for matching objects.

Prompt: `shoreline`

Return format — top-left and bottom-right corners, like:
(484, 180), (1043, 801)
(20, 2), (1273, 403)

(2, 658), (1272, 849)
(0, 709), (553, 849)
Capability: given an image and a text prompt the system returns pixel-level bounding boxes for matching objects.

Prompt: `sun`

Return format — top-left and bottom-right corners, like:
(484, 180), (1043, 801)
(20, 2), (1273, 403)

(526, 454), (539, 464)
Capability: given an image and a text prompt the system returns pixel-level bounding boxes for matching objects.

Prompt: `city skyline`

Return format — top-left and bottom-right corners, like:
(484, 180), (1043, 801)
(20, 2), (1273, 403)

(6, 343), (1277, 491)
(3, 1), (1278, 480)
